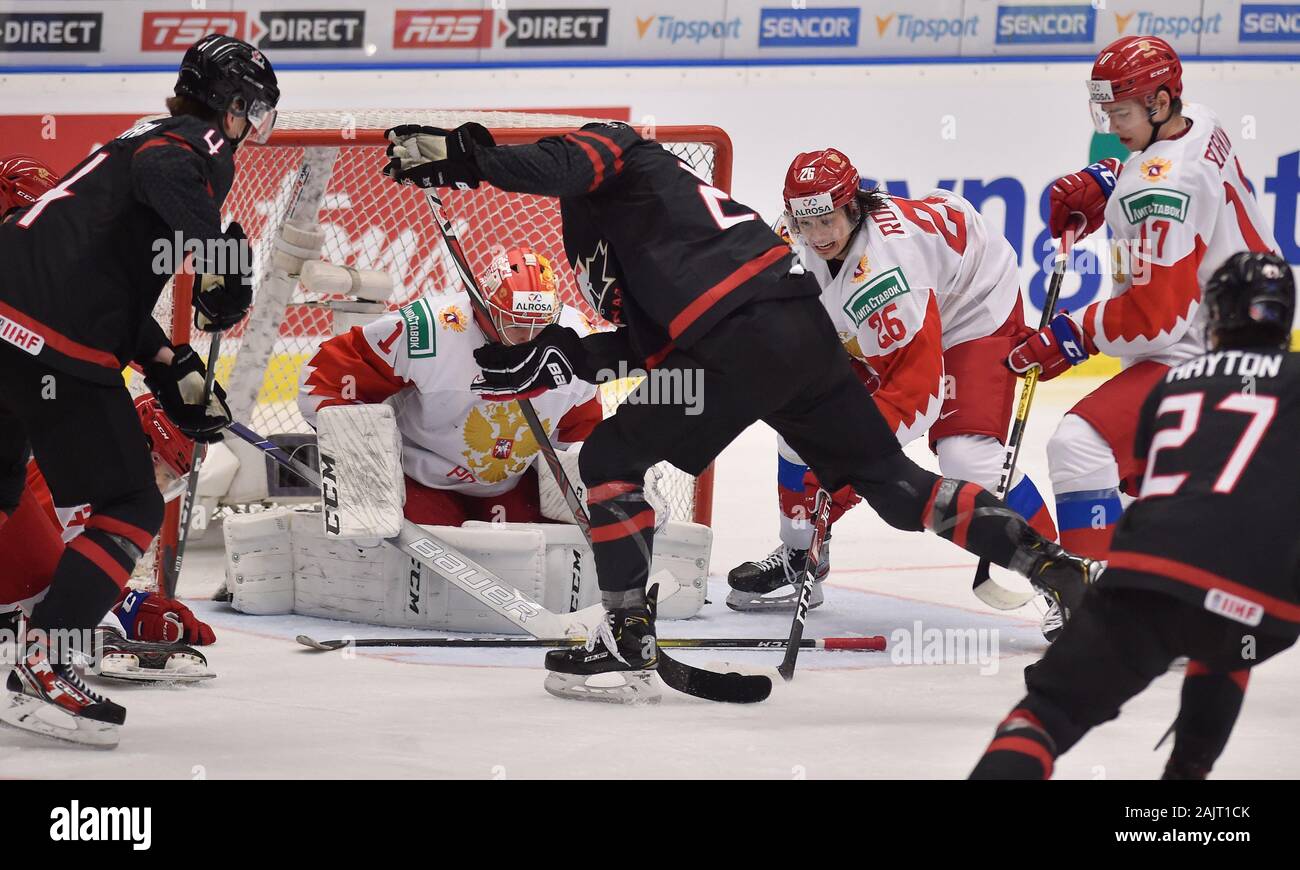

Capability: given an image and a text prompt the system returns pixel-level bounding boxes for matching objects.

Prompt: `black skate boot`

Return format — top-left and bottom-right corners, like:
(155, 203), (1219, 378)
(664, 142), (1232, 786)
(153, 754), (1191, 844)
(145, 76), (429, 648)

(726, 541), (830, 612)
(93, 626), (215, 683)
(544, 595), (660, 705)
(1, 637), (126, 748)
(1011, 532), (1101, 627)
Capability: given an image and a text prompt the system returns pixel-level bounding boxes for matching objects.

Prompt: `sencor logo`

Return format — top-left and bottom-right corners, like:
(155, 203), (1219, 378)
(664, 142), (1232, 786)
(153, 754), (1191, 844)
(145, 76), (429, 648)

(394, 10), (492, 49)
(758, 8), (859, 48)
(1240, 4), (1300, 41)
(995, 4), (1096, 44)
(141, 11), (246, 51)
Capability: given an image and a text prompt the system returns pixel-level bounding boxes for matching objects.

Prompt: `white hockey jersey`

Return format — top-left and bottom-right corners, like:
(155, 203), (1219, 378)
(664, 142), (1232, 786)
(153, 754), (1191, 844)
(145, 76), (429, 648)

(1084, 102), (1277, 367)
(794, 189), (1021, 445)
(299, 291), (602, 496)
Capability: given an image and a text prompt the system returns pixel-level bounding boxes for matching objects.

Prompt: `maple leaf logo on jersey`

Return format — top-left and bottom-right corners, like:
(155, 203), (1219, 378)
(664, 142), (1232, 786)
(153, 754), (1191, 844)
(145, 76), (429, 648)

(438, 304), (467, 332)
(851, 254), (871, 284)
(575, 240), (623, 324)
(462, 403), (549, 484)
(1140, 156), (1172, 182)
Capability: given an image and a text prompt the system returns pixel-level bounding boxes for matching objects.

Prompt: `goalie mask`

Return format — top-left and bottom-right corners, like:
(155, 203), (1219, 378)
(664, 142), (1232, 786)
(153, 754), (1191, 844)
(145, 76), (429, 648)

(135, 394), (194, 503)
(479, 245), (562, 345)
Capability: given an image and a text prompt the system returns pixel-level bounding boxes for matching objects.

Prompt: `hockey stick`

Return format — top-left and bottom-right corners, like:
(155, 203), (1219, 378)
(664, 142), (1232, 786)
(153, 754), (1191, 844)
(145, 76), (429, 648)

(777, 488), (833, 681)
(971, 227), (1078, 610)
(161, 332), (222, 598)
(419, 189), (770, 703)
(297, 634), (887, 652)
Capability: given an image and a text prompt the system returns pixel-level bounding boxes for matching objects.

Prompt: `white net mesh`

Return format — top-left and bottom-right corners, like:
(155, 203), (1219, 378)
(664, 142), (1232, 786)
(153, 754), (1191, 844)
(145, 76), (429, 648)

(155, 111), (723, 566)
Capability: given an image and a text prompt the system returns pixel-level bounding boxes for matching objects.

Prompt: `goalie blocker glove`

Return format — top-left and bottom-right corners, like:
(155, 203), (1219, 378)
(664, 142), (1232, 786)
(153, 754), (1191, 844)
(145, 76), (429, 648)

(193, 221), (254, 332)
(143, 344), (231, 443)
(471, 323), (598, 401)
(382, 123), (495, 190)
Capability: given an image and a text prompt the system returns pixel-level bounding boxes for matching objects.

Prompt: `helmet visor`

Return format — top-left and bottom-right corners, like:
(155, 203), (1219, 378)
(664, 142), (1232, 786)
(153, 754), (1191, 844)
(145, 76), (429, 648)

(153, 453), (189, 503)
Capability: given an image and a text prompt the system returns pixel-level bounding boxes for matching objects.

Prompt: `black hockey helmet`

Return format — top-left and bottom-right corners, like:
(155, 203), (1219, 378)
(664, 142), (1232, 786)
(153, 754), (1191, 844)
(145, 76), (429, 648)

(1204, 251), (1295, 350)
(174, 34), (280, 145)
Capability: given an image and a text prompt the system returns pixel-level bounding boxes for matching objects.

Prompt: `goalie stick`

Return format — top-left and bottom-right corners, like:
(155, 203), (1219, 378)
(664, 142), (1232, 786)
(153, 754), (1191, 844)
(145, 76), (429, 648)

(419, 188), (770, 704)
(161, 332), (222, 598)
(297, 634), (888, 652)
(229, 420), (768, 703)
(778, 487), (833, 681)
(971, 227), (1079, 610)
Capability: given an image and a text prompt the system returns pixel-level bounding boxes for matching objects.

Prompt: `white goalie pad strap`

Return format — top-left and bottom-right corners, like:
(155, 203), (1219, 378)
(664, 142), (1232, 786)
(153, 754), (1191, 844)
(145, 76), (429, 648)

(223, 508), (296, 615)
(272, 220), (325, 271)
(538, 446), (668, 529)
(317, 404), (404, 539)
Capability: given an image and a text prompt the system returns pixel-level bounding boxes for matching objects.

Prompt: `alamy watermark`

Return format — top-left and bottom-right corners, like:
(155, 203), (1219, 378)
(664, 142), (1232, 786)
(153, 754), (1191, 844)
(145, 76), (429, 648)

(596, 361), (704, 416)
(890, 620), (1001, 675)
(150, 232), (253, 277)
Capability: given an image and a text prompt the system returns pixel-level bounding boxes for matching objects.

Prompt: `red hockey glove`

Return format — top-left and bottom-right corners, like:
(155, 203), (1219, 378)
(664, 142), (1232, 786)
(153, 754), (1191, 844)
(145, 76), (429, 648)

(1048, 158), (1122, 240)
(1006, 312), (1097, 381)
(113, 589), (216, 645)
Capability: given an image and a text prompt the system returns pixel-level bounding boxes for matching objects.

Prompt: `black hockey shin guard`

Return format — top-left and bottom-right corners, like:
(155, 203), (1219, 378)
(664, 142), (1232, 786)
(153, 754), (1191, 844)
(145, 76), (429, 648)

(586, 480), (656, 606)
(1162, 664), (1250, 780)
(921, 478), (1026, 568)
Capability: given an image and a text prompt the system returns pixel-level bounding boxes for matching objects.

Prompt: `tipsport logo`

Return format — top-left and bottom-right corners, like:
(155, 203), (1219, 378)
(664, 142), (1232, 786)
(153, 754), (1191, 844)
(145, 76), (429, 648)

(1111, 9), (1223, 39)
(872, 11), (978, 43)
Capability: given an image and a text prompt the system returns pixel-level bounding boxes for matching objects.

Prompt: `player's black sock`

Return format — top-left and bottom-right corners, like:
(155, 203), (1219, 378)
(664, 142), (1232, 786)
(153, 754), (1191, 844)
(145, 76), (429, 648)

(1162, 664), (1249, 780)
(586, 480), (655, 599)
(970, 706), (1058, 779)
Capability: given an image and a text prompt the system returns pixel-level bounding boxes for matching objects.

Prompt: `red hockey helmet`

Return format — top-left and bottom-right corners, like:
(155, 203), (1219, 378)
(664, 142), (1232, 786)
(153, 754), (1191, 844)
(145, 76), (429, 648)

(783, 149), (861, 220)
(1087, 36), (1183, 133)
(478, 245), (562, 344)
(135, 393), (194, 502)
(0, 155), (57, 216)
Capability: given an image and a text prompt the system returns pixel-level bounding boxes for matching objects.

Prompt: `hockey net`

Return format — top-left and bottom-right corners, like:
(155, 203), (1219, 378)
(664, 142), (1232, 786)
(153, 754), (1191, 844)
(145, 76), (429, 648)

(142, 111), (726, 588)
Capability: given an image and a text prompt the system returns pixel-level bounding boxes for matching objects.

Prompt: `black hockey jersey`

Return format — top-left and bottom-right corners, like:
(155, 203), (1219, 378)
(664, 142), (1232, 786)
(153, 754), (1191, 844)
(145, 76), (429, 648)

(474, 122), (815, 362)
(1103, 348), (1300, 637)
(0, 115), (235, 385)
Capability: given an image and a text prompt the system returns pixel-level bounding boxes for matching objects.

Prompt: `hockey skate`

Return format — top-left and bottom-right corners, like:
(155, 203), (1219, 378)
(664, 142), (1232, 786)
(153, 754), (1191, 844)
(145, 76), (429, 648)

(544, 593), (661, 705)
(1, 640), (125, 749)
(1013, 533), (1101, 625)
(726, 541), (830, 612)
(91, 626), (215, 683)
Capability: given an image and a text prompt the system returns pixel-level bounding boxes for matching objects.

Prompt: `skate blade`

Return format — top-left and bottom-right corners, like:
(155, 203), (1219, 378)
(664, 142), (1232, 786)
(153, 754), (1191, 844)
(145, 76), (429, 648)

(0, 694), (120, 749)
(725, 585), (824, 613)
(94, 651), (215, 684)
(543, 670), (662, 705)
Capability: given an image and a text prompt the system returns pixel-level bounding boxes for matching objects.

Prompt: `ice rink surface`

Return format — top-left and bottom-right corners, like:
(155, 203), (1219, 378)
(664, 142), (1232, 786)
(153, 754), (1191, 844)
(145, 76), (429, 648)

(4, 377), (1296, 779)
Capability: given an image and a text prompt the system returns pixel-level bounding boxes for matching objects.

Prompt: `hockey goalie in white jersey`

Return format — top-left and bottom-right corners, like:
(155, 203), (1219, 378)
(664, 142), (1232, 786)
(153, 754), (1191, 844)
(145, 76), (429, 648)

(221, 245), (709, 628)
(728, 149), (1056, 614)
(1006, 35), (1278, 564)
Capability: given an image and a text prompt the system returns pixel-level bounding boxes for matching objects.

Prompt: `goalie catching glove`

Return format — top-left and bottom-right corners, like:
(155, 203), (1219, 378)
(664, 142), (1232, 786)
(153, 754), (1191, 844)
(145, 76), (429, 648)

(471, 323), (598, 401)
(382, 123), (496, 190)
(143, 343), (231, 442)
(192, 221), (254, 332)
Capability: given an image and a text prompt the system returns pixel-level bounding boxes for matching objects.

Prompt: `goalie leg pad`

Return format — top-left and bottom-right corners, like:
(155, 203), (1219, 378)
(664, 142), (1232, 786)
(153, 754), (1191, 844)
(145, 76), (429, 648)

(223, 507), (296, 615)
(316, 404), (405, 539)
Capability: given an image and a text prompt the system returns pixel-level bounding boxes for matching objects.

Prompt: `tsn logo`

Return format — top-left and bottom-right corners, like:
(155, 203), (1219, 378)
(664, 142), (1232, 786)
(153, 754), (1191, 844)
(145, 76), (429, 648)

(394, 10), (493, 49)
(141, 11), (247, 51)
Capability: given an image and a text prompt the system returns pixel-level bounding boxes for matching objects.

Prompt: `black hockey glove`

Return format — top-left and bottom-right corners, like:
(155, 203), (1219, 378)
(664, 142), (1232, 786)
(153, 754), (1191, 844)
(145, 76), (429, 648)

(471, 324), (597, 401)
(193, 222), (253, 333)
(143, 344), (232, 443)
(383, 123), (495, 190)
